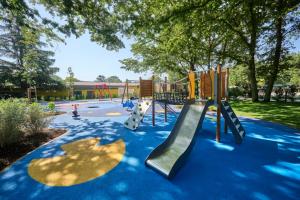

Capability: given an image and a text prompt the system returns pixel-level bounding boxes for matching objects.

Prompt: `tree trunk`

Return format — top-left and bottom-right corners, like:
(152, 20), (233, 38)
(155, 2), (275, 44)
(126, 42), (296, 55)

(264, 0), (284, 102)
(248, 0), (259, 102)
(248, 52), (258, 102)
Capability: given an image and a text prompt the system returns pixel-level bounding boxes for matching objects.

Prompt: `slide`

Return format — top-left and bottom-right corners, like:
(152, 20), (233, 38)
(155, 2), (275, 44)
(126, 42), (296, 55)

(124, 100), (152, 130)
(145, 100), (213, 178)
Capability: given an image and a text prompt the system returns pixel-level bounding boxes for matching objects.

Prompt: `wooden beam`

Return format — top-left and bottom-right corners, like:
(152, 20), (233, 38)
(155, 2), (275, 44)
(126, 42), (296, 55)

(216, 64), (221, 142)
(224, 68), (229, 134)
(152, 75), (155, 126)
(188, 71), (195, 100)
(164, 76), (167, 122)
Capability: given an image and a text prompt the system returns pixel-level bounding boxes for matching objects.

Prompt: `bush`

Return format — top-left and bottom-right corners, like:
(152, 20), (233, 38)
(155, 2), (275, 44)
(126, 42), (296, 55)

(112, 94), (118, 98)
(287, 85), (297, 102)
(25, 103), (51, 135)
(0, 99), (53, 147)
(228, 87), (244, 98)
(0, 99), (26, 147)
(49, 97), (56, 101)
(48, 102), (55, 112)
(274, 87), (284, 102)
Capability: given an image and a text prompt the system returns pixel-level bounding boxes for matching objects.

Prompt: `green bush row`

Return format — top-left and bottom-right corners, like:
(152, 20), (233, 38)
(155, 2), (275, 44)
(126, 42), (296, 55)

(0, 99), (51, 147)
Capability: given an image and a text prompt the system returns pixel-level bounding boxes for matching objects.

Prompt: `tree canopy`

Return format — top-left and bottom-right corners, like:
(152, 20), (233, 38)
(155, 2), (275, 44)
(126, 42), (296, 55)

(1, 0), (299, 102)
(95, 75), (122, 83)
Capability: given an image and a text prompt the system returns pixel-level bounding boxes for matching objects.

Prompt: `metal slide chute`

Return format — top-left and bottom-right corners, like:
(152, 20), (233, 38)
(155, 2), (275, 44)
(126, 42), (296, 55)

(145, 100), (213, 178)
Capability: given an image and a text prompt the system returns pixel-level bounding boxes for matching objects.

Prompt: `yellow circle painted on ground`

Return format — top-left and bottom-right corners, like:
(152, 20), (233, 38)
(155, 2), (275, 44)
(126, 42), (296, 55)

(28, 138), (125, 186)
(105, 112), (122, 116)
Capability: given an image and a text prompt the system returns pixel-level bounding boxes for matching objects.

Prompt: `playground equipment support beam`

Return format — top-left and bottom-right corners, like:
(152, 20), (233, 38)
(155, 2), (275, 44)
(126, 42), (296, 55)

(188, 71), (196, 100)
(216, 64), (221, 142)
(152, 75), (155, 126)
(224, 68), (229, 134)
(164, 76), (167, 122)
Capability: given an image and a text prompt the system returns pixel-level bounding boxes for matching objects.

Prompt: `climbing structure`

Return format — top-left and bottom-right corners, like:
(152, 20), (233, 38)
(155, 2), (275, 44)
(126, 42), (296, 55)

(124, 100), (152, 130)
(144, 65), (246, 178)
(95, 83), (112, 101)
(123, 77), (154, 130)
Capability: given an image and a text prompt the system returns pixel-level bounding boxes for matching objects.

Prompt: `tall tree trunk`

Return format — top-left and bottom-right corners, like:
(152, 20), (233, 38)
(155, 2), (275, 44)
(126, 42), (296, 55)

(248, 0), (259, 102)
(264, 0), (284, 102)
(248, 49), (258, 102)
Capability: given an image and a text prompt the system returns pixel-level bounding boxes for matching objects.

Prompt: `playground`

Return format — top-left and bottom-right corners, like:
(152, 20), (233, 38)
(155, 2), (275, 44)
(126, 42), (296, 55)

(1, 1), (300, 199)
(0, 67), (300, 200)
(0, 99), (299, 200)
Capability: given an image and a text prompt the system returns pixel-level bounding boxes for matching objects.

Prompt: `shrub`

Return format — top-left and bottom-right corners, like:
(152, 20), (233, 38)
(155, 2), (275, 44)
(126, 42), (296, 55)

(228, 87), (244, 98)
(49, 97), (56, 101)
(48, 102), (55, 112)
(274, 87), (284, 102)
(25, 103), (51, 135)
(287, 85), (297, 102)
(0, 99), (26, 147)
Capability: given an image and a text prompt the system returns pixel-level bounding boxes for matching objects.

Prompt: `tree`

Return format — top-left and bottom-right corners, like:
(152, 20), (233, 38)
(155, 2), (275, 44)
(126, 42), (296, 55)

(274, 53), (300, 85)
(116, 0), (270, 102)
(95, 75), (106, 82)
(0, 0), (64, 91)
(262, 0), (300, 101)
(36, 0), (124, 50)
(66, 67), (75, 98)
(120, 1), (230, 76)
(106, 76), (122, 83)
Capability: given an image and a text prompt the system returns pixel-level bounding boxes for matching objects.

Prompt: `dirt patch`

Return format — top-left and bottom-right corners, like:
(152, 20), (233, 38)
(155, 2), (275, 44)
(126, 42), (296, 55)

(0, 128), (67, 171)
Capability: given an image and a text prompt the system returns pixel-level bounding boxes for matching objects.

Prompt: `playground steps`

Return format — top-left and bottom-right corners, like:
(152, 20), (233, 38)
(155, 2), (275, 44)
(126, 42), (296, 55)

(221, 101), (246, 144)
(124, 100), (152, 130)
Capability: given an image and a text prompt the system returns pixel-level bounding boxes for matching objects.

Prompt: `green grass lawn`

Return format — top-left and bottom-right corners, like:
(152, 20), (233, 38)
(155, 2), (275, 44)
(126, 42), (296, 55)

(228, 100), (300, 130)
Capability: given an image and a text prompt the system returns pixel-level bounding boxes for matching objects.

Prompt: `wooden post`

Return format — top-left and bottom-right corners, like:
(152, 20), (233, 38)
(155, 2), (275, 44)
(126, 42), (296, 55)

(139, 77), (142, 100)
(164, 76), (167, 122)
(152, 76), (155, 126)
(34, 86), (37, 102)
(224, 68), (229, 134)
(121, 79), (127, 104)
(126, 79), (129, 100)
(188, 71), (196, 100)
(216, 64), (221, 142)
(202, 72), (205, 99)
(164, 76), (167, 92)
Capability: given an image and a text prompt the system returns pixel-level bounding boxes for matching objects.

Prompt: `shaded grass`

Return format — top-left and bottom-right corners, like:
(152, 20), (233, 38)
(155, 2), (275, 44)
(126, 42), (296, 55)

(229, 100), (300, 130)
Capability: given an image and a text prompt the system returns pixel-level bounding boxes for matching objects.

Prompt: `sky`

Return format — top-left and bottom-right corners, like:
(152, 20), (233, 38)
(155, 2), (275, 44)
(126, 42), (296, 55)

(52, 35), (151, 82)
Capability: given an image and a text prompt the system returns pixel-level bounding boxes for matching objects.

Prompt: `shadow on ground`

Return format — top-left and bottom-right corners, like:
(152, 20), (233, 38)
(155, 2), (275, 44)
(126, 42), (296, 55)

(0, 108), (299, 200)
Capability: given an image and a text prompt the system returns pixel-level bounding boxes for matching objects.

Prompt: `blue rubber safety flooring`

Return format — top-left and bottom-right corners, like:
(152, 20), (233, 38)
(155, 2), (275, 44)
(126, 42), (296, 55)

(0, 101), (299, 200)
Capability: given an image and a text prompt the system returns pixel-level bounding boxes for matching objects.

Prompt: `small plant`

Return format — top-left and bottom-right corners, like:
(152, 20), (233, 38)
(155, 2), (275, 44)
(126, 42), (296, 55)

(48, 102), (55, 112)
(49, 96), (56, 101)
(0, 99), (26, 147)
(26, 103), (51, 135)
